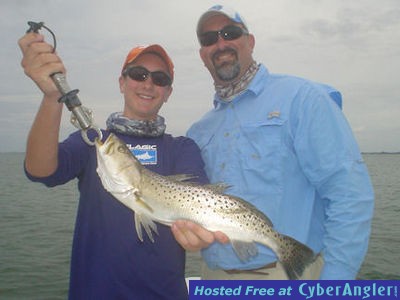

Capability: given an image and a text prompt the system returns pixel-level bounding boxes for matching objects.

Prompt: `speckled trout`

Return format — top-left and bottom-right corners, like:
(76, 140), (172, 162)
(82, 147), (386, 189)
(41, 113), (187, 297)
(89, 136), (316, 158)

(95, 133), (318, 279)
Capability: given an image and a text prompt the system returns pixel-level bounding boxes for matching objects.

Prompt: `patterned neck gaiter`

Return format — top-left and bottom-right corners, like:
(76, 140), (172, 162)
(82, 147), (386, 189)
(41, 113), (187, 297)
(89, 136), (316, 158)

(214, 61), (260, 102)
(106, 112), (166, 137)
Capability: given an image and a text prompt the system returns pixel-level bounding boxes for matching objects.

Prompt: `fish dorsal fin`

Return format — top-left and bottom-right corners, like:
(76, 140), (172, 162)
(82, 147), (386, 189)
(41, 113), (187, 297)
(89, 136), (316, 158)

(166, 174), (198, 182)
(231, 240), (259, 262)
(134, 213), (159, 242)
(204, 182), (231, 193)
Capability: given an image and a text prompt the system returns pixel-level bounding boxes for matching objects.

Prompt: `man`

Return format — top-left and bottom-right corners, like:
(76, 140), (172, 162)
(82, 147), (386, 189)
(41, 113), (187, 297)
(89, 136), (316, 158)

(19, 32), (208, 299)
(174, 5), (374, 280)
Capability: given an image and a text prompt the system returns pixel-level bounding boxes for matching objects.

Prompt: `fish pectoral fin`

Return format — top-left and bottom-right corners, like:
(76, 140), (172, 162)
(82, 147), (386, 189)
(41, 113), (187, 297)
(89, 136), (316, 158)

(134, 213), (158, 243)
(231, 240), (259, 262)
(134, 192), (154, 213)
(166, 174), (198, 182)
(132, 193), (158, 242)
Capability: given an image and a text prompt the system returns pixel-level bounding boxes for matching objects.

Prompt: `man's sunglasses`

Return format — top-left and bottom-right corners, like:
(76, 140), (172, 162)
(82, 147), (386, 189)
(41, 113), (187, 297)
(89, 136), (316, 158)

(199, 25), (249, 47)
(123, 66), (172, 87)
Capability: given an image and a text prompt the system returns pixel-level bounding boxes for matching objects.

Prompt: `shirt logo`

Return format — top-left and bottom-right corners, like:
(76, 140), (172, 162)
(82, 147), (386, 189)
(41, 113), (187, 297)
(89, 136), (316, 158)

(127, 144), (157, 165)
(268, 111), (281, 119)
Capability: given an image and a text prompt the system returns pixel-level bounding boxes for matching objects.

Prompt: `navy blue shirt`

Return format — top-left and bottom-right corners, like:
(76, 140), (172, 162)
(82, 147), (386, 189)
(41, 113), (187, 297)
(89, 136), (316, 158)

(26, 130), (208, 299)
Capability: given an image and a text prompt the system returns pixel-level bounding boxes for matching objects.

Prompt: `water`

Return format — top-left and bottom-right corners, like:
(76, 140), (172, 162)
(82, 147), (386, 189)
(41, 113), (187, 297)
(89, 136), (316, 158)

(0, 153), (399, 299)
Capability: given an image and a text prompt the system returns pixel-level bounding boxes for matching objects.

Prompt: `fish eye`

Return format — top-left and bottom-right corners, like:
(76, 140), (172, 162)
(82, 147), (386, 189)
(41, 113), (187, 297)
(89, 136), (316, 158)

(117, 145), (127, 153)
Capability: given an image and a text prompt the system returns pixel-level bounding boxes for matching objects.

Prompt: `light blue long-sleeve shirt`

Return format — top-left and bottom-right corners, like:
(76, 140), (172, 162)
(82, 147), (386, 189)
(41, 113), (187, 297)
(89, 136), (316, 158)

(187, 65), (374, 279)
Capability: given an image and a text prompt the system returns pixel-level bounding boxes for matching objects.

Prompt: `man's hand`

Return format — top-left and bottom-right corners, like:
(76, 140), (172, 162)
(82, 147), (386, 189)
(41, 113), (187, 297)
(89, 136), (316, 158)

(171, 220), (229, 252)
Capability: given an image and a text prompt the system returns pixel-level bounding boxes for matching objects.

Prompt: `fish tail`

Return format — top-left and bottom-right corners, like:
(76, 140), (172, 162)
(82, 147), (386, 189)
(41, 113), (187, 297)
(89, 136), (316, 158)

(277, 234), (318, 280)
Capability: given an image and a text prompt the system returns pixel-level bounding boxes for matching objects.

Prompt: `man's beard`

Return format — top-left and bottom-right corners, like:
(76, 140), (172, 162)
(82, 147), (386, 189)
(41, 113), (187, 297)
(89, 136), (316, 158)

(212, 49), (241, 82)
(216, 62), (240, 81)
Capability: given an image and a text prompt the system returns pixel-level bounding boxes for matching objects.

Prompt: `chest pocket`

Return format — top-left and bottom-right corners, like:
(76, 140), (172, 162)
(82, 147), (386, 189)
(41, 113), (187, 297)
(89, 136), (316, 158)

(238, 117), (285, 193)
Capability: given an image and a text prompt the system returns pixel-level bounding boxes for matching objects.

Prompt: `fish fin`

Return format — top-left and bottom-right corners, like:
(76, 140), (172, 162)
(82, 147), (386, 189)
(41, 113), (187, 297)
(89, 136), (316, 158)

(166, 174), (198, 182)
(134, 192), (154, 213)
(277, 234), (317, 280)
(203, 182), (231, 193)
(134, 213), (159, 243)
(231, 240), (259, 262)
(134, 213), (145, 242)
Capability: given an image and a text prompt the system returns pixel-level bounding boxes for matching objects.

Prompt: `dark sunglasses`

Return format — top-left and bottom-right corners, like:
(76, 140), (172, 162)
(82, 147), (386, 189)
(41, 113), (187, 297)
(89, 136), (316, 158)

(199, 25), (249, 47)
(123, 66), (172, 87)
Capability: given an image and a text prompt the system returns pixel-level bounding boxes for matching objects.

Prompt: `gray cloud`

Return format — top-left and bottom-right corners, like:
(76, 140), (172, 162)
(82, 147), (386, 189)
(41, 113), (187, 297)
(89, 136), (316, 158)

(1, 0), (399, 152)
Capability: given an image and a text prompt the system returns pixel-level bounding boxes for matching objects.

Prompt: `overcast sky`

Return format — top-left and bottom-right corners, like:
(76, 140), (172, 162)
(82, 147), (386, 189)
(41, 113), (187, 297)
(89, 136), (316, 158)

(1, 0), (399, 152)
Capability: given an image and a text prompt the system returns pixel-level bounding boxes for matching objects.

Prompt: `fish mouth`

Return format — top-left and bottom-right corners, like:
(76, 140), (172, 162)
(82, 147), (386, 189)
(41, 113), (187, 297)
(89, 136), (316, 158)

(104, 140), (116, 155)
(97, 133), (131, 156)
(96, 133), (115, 149)
(95, 137), (104, 147)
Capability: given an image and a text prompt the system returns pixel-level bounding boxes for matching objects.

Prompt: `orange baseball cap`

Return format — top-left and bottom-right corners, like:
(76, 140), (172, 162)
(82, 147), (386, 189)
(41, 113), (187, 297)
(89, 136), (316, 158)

(121, 44), (174, 81)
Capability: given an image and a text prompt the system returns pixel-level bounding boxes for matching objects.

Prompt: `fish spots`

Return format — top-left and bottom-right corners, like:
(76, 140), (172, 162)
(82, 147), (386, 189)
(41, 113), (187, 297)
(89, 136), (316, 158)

(97, 133), (317, 279)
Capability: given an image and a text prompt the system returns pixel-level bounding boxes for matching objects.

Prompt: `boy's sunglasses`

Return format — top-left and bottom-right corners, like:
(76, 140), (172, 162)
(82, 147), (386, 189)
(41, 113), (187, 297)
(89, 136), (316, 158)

(123, 66), (172, 87)
(199, 25), (249, 47)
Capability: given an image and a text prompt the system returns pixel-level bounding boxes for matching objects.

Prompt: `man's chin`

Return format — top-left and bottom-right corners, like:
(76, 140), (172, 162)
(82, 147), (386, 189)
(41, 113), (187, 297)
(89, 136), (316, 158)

(216, 68), (239, 82)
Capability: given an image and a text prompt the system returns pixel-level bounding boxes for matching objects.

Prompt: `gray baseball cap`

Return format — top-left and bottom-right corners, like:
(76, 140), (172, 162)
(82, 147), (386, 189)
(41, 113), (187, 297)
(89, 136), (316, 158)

(196, 4), (249, 37)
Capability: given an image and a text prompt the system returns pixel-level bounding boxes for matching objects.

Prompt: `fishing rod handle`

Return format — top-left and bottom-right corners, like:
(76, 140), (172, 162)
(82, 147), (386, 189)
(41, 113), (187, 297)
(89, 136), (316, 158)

(51, 72), (91, 130)
(26, 21), (102, 145)
(51, 72), (72, 95)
